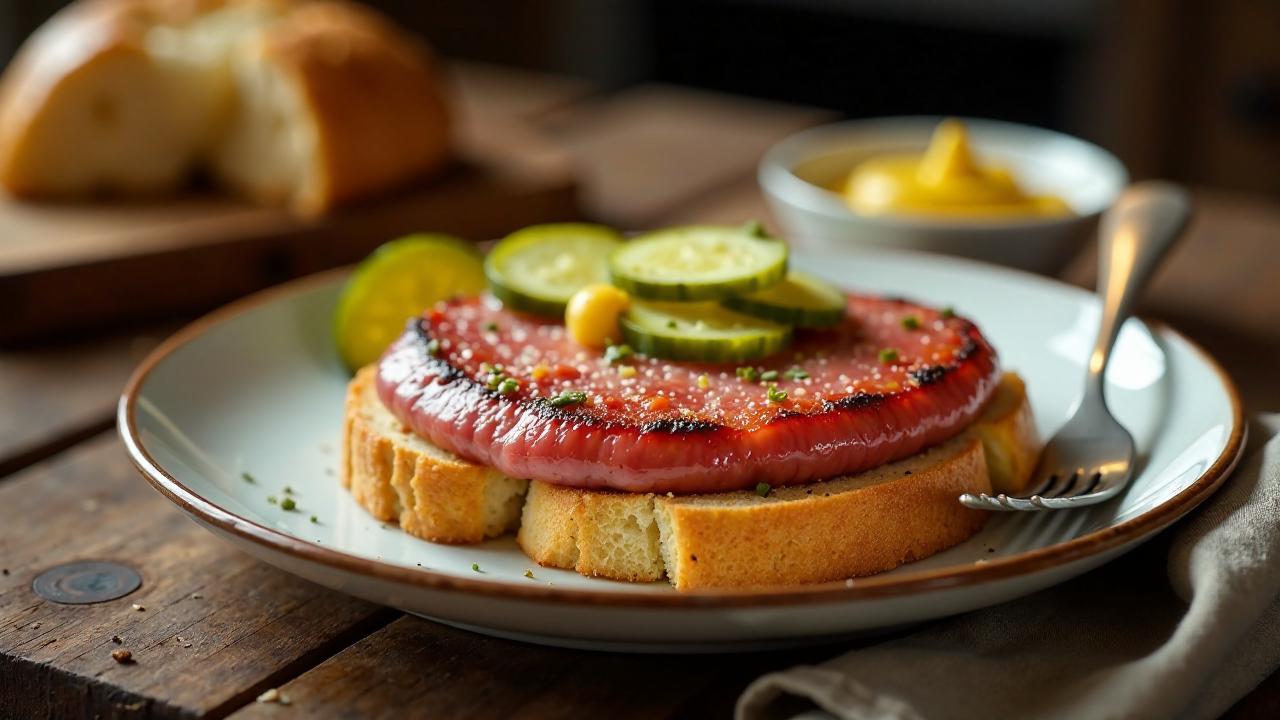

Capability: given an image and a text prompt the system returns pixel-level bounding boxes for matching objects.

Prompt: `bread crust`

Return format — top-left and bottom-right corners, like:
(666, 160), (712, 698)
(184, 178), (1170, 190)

(343, 366), (526, 544)
(249, 1), (451, 213)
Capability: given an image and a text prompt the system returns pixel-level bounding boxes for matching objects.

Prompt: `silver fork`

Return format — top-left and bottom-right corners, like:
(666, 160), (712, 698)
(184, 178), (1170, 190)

(960, 181), (1192, 511)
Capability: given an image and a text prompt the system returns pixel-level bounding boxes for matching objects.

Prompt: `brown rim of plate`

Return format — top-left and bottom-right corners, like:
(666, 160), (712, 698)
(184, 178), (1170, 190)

(117, 268), (1248, 609)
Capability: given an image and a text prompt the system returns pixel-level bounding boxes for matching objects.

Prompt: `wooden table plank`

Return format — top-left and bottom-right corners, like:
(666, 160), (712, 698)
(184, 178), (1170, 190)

(538, 84), (833, 228)
(0, 436), (394, 718)
(0, 328), (167, 478)
(228, 616), (839, 720)
(449, 60), (593, 128)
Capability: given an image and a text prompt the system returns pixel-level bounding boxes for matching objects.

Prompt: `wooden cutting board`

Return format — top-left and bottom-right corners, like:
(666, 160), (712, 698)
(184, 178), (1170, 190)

(0, 122), (578, 344)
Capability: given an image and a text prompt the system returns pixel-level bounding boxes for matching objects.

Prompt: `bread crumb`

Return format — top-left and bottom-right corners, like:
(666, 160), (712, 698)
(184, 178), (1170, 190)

(191, 593), (203, 599)
(30, 622), (40, 629)
(111, 635), (123, 644)
(844, 579), (854, 588)
(111, 649), (133, 663)
(131, 604), (145, 612)
(257, 688), (291, 705)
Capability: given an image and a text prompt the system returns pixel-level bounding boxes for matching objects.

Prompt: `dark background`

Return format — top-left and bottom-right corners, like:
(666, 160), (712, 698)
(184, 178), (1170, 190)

(4, 0), (1279, 195)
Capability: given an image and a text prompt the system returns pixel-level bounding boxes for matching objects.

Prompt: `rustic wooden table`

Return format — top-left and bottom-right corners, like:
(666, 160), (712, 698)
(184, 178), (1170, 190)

(2, 62), (1278, 719)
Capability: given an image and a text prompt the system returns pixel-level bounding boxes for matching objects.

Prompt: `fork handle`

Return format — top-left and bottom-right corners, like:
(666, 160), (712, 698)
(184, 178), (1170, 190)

(1087, 181), (1192, 399)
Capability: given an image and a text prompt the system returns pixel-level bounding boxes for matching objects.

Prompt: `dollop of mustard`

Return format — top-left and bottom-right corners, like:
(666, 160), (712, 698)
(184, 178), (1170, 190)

(841, 119), (1071, 219)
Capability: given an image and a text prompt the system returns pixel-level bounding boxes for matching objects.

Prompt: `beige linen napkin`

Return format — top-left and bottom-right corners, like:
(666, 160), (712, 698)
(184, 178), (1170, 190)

(739, 415), (1280, 720)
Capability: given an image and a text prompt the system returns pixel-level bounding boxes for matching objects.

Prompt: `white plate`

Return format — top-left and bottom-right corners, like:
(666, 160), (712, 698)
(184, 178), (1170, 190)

(119, 250), (1244, 652)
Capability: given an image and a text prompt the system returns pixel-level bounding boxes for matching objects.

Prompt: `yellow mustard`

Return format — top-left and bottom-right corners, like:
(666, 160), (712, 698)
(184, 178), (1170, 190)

(840, 119), (1071, 219)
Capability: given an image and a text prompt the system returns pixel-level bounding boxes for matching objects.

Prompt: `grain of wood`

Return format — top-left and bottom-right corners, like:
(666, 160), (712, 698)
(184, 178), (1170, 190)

(228, 615), (837, 720)
(539, 84), (832, 228)
(0, 436), (395, 719)
(0, 327), (168, 478)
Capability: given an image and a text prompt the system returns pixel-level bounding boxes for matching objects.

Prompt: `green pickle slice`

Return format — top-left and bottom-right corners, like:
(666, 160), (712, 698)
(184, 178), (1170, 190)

(485, 223), (624, 316)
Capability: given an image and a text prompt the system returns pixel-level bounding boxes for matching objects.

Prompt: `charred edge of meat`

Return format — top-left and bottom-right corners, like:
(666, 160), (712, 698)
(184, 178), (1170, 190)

(411, 319), (467, 383)
(828, 392), (885, 411)
(956, 323), (983, 360)
(638, 417), (724, 434)
(909, 365), (948, 386)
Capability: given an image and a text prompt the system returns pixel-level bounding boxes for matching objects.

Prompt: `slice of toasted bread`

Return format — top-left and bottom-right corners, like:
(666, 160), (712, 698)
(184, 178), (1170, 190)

(517, 372), (1040, 589)
(342, 369), (1040, 588)
(342, 366), (527, 543)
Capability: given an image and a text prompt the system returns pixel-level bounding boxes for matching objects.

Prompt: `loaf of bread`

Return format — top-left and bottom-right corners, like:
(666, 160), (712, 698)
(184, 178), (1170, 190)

(343, 366), (1041, 589)
(0, 0), (450, 214)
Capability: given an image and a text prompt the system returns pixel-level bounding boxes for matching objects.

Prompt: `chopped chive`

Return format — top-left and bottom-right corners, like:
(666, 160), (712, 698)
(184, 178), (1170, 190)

(755, 482), (772, 498)
(280, 497), (296, 511)
(425, 338), (441, 356)
(766, 383), (787, 403)
(735, 366), (761, 382)
(783, 366), (809, 380)
(309, 515), (318, 524)
(497, 378), (520, 395)
(548, 390), (588, 408)
(901, 315), (921, 330)
(267, 495), (277, 505)
(241, 472), (256, 484)
(666, 320), (678, 329)
(483, 321), (499, 332)
(283, 486), (294, 495)
(603, 344), (633, 365)
(941, 306), (955, 319)
(741, 219), (768, 238)
(878, 348), (899, 364)
(760, 369), (779, 382)
(471, 563), (482, 573)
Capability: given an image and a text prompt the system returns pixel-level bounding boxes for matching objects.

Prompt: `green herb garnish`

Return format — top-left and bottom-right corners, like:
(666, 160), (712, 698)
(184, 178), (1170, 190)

(267, 495), (277, 505)
(736, 366), (761, 382)
(309, 515), (318, 524)
(484, 321), (499, 332)
(603, 344), (633, 365)
(766, 383), (787, 403)
(241, 472), (256, 484)
(497, 378), (520, 395)
(940, 306), (955, 319)
(878, 348), (899, 364)
(425, 338), (441, 356)
(280, 497), (297, 511)
(666, 320), (678, 329)
(901, 315), (921, 330)
(471, 563), (482, 573)
(283, 486), (294, 495)
(760, 370), (779, 382)
(548, 390), (588, 408)
(783, 366), (809, 381)
(755, 482), (772, 497)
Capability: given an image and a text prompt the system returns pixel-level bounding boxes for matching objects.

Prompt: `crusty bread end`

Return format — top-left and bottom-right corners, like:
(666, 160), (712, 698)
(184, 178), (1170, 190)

(342, 366), (526, 544)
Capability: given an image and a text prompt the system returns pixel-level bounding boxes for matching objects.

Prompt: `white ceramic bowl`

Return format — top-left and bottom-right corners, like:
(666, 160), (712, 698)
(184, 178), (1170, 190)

(759, 116), (1128, 274)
